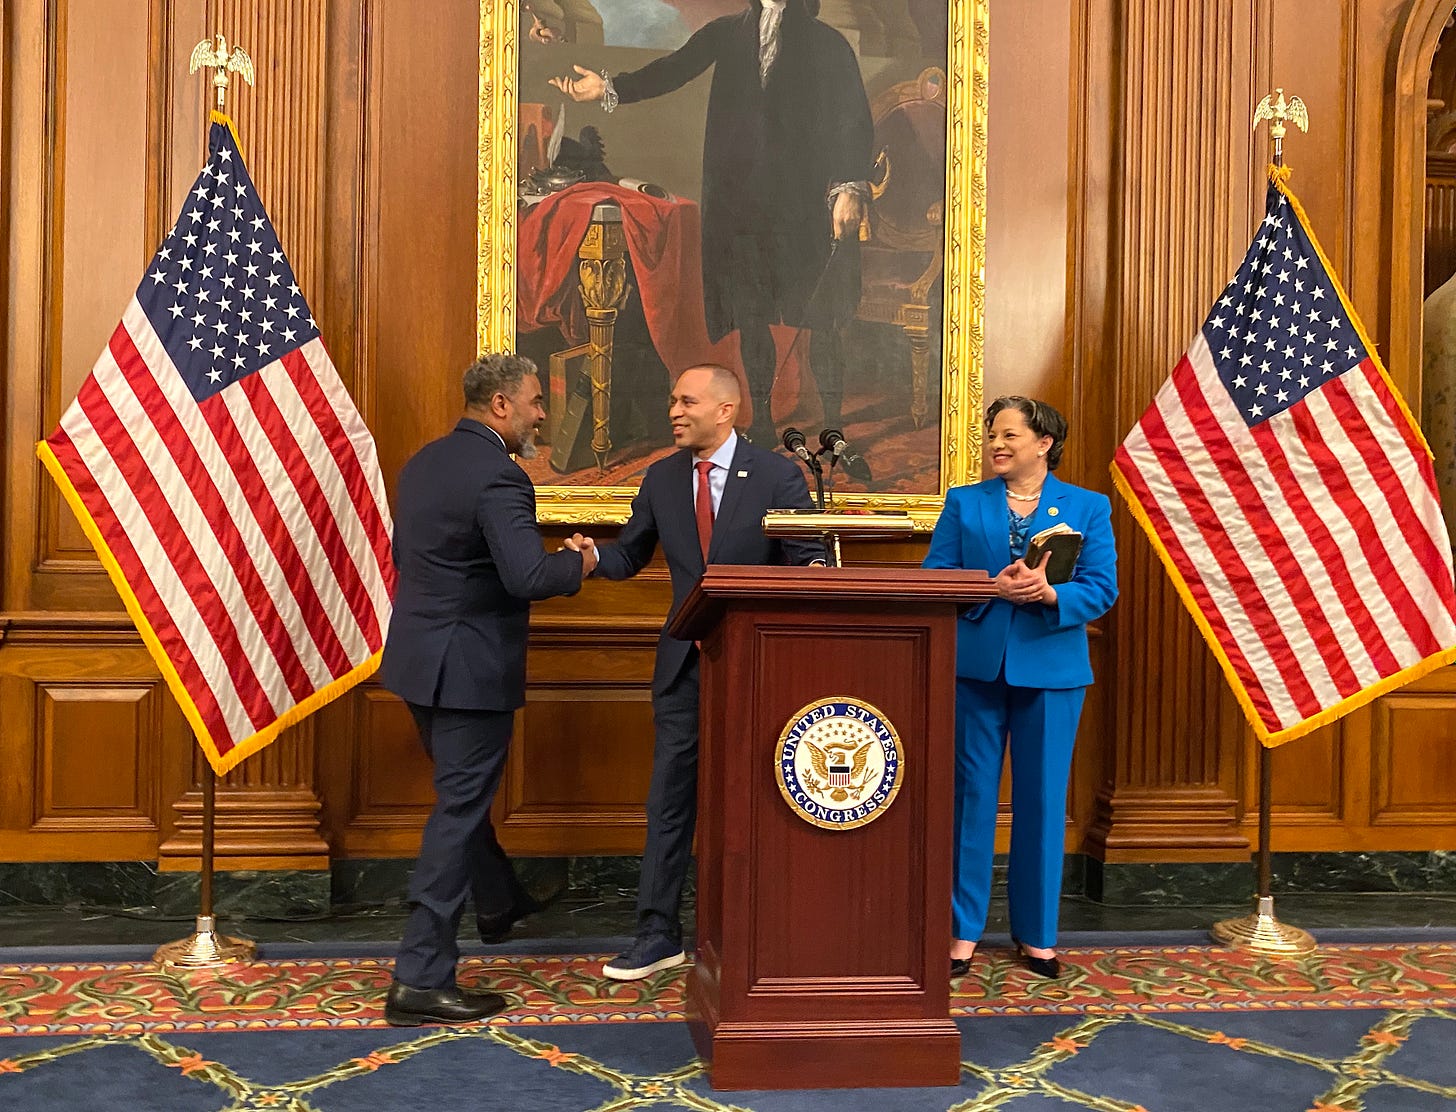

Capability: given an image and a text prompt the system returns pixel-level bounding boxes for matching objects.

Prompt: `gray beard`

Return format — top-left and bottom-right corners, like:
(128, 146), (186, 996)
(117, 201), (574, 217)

(515, 433), (539, 460)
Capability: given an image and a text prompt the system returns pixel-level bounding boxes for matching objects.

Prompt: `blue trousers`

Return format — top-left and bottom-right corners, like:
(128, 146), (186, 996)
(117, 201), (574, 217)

(952, 677), (1085, 948)
(395, 704), (518, 989)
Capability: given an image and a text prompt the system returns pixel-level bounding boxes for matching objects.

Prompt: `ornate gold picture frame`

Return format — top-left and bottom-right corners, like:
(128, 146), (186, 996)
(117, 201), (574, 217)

(478, 0), (986, 527)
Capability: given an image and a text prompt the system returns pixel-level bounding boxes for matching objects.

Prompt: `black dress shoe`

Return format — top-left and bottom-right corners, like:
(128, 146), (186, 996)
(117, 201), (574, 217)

(950, 956), (972, 978)
(477, 895), (541, 944)
(1013, 939), (1062, 979)
(384, 981), (507, 1027)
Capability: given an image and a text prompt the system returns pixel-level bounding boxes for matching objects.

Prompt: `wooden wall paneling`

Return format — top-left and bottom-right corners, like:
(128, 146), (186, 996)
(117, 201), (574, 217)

(1387, 0), (1451, 400)
(498, 623), (660, 855)
(1422, 155), (1456, 294)
(366, 0), (480, 500)
(1063, 0), (1118, 853)
(1090, 0), (1265, 862)
(2, 0), (49, 615)
(0, 616), (185, 860)
(1369, 674), (1456, 830)
(9, 0), (1456, 871)
(36, 682), (158, 830)
(315, 686), (435, 859)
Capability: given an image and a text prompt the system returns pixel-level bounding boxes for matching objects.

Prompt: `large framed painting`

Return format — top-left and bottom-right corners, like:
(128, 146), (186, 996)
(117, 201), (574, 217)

(478, 0), (986, 525)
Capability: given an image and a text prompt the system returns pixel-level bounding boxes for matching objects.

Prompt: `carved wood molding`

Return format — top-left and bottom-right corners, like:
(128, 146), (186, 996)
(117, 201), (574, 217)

(1092, 0), (1268, 860)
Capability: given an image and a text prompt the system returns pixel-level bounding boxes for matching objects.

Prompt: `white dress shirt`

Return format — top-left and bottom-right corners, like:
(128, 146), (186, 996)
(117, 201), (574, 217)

(759, 0), (787, 86)
(693, 430), (739, 517)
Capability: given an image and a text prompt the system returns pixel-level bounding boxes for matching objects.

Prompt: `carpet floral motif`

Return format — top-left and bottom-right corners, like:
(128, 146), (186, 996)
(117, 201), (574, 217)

(0, 943), (1453, 1111)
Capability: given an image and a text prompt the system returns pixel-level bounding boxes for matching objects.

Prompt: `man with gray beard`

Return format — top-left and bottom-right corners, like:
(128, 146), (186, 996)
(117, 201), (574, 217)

(380, 352), (598, 1025)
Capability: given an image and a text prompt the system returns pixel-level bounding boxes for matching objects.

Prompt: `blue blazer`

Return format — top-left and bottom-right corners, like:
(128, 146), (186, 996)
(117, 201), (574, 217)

(593, 436), (824, 695)
(381, 419), (584, 711)
(923, 473), (1118, 690)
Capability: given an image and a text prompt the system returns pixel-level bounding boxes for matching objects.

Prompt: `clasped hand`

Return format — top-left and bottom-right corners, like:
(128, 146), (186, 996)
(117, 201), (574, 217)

(993, 559), (1053, 606)
(562, 533), (598, 575)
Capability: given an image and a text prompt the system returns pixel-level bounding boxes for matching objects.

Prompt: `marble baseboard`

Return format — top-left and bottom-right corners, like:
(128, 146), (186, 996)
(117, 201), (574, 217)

(152, 870), (330, 919)
(1085, 860), (1252, 906)
(3, 852), (1450, 913)
(1269, 851), (1456, 894)
(331, 857), (577, 909)
(1086, 852), (1456, 905)
(0, 862), (158, 909)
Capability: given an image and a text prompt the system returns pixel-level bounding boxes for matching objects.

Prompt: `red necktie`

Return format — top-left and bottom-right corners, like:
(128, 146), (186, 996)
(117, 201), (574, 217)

(695, 459), (715, 561)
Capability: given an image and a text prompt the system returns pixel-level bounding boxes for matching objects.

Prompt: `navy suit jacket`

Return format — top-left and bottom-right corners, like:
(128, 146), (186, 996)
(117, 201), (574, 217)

(922, 472), (1118, 689)
(380, 419), (584, 711)
(593, 437), (825, 694)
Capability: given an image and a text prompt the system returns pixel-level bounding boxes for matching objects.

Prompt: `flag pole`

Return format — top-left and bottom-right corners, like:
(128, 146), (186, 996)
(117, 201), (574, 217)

(1210, 88), (1317, 958)
(153, 35), (259, 971)
(154, 758), (257, 969)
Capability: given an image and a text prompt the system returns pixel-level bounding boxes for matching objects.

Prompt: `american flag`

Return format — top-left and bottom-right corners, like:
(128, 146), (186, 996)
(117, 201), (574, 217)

(37, 114), (396, 775)
(1112, 170), (1456, 747)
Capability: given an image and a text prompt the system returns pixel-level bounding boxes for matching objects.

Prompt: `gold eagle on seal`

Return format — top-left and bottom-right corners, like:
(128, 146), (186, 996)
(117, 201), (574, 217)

(804, 739), (875, 803)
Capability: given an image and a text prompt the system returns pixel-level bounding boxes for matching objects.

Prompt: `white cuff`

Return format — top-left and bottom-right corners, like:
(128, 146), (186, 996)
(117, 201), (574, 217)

(601, 72), (618, 114)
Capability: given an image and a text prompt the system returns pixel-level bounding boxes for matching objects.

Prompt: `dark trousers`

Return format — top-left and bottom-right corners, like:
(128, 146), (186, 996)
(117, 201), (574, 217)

(739, 322), (844, 437)
(395, 703), (522, 989)
(636, 656), (700, 942)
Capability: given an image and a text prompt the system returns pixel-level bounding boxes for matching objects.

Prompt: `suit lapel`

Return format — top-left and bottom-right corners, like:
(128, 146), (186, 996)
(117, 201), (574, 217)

(706, 439), (752, 564)
(1024, 472), (1065, 538)
(663, 449), (701, 566)
(979, 478), (1007, 565)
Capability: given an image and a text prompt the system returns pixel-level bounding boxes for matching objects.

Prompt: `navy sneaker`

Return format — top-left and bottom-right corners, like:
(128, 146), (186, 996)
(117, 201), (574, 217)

(602, 935), (687, 981)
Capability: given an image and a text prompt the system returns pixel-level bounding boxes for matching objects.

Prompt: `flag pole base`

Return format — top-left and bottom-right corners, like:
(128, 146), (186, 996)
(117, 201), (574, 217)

(153, 915), (257, 970)
(1210, 895), (1316, 956)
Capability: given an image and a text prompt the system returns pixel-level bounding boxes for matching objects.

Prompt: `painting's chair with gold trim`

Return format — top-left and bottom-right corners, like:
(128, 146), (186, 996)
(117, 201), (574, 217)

(857, 67), (947, 430)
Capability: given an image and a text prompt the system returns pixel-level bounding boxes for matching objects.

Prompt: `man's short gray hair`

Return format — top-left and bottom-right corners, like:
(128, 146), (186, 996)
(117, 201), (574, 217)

(463, 352), (537, 408)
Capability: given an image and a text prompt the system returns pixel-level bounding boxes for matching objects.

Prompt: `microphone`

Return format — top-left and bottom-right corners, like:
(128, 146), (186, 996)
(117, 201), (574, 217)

(782, 427), (814, 464)
(818, 428), (873, 482)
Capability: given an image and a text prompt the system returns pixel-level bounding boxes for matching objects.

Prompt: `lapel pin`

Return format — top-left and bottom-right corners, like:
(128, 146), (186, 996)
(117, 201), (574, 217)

(1048, 506), (1060, 517)
(737, 470), (748, 478)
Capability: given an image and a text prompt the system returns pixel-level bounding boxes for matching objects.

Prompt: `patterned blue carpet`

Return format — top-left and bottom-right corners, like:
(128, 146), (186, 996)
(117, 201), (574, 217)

(2, 938), (1454, 1110)
(4, 1004), (1454, 1109)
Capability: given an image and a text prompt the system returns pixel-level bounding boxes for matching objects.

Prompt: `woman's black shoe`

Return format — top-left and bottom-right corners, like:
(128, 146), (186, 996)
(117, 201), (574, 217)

(1013, 939), (1062, 979)
(950, 956), (971, 978)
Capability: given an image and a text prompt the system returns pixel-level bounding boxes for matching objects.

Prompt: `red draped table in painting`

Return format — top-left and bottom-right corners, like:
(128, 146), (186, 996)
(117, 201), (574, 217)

(517, 183), (720, 375)
(668, 565), (995, 1090)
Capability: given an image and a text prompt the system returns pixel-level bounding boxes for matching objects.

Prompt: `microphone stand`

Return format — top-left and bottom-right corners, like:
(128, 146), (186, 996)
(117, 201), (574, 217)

(805, 451), (827, 512)
(813, 447), (842, 567)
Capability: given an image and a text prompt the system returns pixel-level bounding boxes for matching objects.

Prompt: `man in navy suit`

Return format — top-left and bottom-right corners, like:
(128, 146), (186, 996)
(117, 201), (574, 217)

(381, 353), (597, 1026)
(580, 364), (825, 980)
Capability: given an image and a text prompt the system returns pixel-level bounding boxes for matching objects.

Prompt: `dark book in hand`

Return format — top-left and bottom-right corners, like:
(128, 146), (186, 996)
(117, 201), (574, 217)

(1024, 523), (1082, 585)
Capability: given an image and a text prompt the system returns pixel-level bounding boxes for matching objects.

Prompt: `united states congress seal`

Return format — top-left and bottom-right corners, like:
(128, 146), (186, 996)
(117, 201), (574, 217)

(774, 697), (903, 831)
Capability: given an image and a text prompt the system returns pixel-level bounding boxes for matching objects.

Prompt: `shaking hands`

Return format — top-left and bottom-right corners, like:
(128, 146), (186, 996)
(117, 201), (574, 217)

(563, 533), (598, 576)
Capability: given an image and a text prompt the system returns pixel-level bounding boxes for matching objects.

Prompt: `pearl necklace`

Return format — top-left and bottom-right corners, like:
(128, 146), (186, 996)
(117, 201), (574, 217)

(1006, 486), (1043, 502)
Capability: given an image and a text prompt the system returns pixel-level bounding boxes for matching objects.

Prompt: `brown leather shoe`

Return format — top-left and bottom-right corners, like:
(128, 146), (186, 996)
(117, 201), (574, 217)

(384, 981), (507, 1027)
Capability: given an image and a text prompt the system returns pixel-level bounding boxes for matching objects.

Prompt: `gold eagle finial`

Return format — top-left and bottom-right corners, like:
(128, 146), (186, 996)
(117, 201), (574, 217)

(189, 34), (256, 112)
(1253, 87), (1309, 141)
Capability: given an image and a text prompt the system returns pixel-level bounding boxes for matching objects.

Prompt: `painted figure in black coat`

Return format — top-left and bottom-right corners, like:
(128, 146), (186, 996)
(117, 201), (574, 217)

(564, 364), (825, 980)
(380, 353), (598, 1026)
(551, 0), (874, 446)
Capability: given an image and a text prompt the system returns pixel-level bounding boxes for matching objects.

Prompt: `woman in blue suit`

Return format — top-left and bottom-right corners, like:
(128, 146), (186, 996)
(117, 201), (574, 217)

(924, 396), (1118, 978)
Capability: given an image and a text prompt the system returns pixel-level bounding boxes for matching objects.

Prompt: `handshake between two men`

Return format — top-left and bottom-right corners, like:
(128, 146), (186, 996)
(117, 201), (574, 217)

(562, 533), (598, 576)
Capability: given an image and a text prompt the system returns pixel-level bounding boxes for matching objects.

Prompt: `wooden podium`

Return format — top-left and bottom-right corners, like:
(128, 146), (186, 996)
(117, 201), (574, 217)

(668, 565), (995, 1090)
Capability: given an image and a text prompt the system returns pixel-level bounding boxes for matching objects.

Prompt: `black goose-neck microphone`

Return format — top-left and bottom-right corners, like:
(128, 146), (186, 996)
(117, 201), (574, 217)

(783, 427), (814, 463)
(818, 428), (872, 482)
